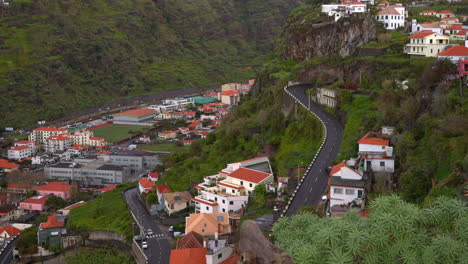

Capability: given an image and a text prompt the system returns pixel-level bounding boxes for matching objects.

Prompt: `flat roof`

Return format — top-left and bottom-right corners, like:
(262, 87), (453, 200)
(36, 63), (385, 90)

(48, 163), (84, 169)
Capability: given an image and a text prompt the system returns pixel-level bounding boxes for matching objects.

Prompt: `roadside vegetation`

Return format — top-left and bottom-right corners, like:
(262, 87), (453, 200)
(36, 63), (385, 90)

(67, 183), (136, 240)
(66, 248), (134, 264)
(273, 196), (467, 263)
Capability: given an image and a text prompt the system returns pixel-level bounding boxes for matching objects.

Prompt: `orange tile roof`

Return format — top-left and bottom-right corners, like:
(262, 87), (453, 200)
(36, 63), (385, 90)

(36, 182), (76, 192)
(170, 248), (206, 264)
(33, 127), (67, 132)
(220, 254), (241, 264)
(97, 185), (117, 192)
(330, 161), (346, 176)
(40, 214), (65, 229)
(228, 167), (271, 184)
(176, 232), (204, 249)
(217, 181), (244, 190)
(378, 6), (400, 15)
(410, 30), (435, 38)
(191, 197), (218, 206)
(358, 133), (390, 146)
(420, 22), (440, 28)
(47, 135), (70, 141)
(0, 159), (20, 169)
(0, 225), (21, 237)
(9, 145), (30, 151)
(437, 45), (468, 56)
(7, 183), (33, 189)
(157, 184), (172, 194)
(221, 90), (239, 96)
(96, 150), (111, 155)
(139, 178), (156, 189)
(186, 213), (230, 235)
(446, 24), (463, 31)
(114, 109), (156, 117)
(457, 30), (467, 36)
(148, 172), (159, 179)
(441, 17), (458, 21)
(69, 144), (89, 150)
(21, 196), (49, 204)
(438, 10), (454, 14)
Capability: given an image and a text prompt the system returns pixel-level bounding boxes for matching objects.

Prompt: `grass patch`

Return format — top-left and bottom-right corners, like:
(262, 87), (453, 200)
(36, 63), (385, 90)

(66, 248), (134, 264)
(67, 183), (136, 240)
(8, 134), (28, 140)
(91, 124), (151, 143)
(138, 143), (189, 153)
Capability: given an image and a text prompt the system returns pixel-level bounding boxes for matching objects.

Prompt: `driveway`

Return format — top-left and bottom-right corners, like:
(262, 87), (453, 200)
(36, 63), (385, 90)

(123, 187), (171, 264)
(284, 84), (344, 216)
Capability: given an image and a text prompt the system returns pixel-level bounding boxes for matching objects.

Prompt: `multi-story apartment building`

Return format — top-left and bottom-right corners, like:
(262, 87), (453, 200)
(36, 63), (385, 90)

(29, 127), (67, 144)
(45, 135), (72, 153)
(376, 4), (406, 30)
(7, 145), (32, 160)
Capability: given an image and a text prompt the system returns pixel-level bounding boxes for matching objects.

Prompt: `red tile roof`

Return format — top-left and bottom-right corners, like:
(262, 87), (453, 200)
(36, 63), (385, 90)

(7, 183), (33, 189)
(217, 181), (244, 190)
(0, 225), (21, 237)
(40, 214), (65, 229)
(47, 135), (70, 141)
(69, 144), (89, 150)
(15, 140), (34, 145)
(188, 121), (201, 128)
(33, 127), (67, 132)
(330, 161), (346, 176)
(358, 133), (390, 146)
(446, 24), (463, 31)
(0, 159), (20, 169)
(9, 145), (30, 151)
(148, 172), (159, 179)
(221, 90), (239, 96)
(220, 254), (241, 264)
(379, 0), (389, 4)
(114, 109), (156, 117)
(457, 30), (467, 36)
(228, 167), (271, 184)
(176, 231), (204, 249)
(157, 184), (172, 194)
(441, 17), (458, 21)
(97, 185), (117, 192)
(191, 197), (218, 206)
(378, 6), (400, 15)
(438, 10), (454, 14)
(96, 150), (111, 155)
(410, 30), (435, 39)
(21, 196), (49, 204)
(437, 45), (468, 56)
(420, 10), (436, 14)
(36, 182), (76, 192)
(169, 248), (207, 264)
(139, 178), (155, 189)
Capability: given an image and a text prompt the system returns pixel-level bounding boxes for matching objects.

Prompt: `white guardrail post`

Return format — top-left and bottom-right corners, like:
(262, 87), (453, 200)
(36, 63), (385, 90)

(281, 84), (328, 218)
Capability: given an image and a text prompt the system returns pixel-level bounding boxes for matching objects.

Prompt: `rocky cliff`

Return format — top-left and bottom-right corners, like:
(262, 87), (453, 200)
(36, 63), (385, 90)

(280, 14), (379, 60)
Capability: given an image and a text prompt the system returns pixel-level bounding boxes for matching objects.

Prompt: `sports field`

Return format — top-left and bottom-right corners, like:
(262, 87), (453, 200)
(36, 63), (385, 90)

(91, 124), (150, 143)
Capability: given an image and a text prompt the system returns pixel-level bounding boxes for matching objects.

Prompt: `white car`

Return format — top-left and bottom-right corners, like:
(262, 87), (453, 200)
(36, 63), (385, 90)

(142, 241), (148, 249)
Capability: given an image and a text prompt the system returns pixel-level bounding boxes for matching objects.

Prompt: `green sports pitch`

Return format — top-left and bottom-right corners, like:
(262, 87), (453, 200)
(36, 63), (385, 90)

(91, 124), (151, 143)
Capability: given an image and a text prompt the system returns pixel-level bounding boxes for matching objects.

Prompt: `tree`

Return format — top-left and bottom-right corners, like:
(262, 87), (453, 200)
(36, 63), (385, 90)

(45, 195), (67, 209)
(273, 196), (467, 264)
(17, 226), (38, 255)
(253, 183), (267, 207)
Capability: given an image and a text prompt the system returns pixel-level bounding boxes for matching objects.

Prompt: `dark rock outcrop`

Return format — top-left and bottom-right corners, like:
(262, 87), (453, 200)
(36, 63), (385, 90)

(281, 14), (379, 60)
(238, 220), (294, 264)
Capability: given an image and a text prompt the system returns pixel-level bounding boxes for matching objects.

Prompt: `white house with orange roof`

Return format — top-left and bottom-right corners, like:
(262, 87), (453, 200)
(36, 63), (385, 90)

(29, 127), (67, 144)
(436, 10), (456, 19)
(8, 145), (32, 160)
(328, 159), (366, 207)
(358, 128), (394, 173)
(138, 178), (156, 193)
(376, 4), (406, 30)
(419, 10), (437, 16)
(404, 30), (450, 57)
(14, 140), (39, 153)
(411, 20), (443, 35)
(193, 157), (273, 214)
(322, 1), (367, 21)
(219, 90), (240, 105)
(437, 45), (468, 63)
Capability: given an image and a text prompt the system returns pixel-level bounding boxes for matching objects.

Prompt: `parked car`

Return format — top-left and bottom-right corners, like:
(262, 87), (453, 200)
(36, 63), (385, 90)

(146, 229), (153, 236)
(142, 241), (148, 249)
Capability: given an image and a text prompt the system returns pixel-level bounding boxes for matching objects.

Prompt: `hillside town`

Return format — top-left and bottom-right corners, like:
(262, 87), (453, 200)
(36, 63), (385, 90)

(0, 0), (466, 263)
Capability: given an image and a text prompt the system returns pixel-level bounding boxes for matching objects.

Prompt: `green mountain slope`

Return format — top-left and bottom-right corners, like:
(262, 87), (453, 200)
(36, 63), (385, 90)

(0, 0), (303, 128)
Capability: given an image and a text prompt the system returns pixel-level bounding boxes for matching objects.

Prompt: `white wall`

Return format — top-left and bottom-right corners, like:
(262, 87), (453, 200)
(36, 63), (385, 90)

(368, 159), (395, 173)
(206, 246), (233, 264)
(330, 186), (364, 207)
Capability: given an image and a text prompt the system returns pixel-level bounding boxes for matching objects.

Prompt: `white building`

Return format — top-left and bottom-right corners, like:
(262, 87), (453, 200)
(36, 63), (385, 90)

(8, 145), (32, 160)
(437, 45), (468, 63)
(193, 157), (274, 214)
(45, 135), (72, 153)
(316, 88), (337, 108)
(376, 5), (406, 30)
(411, 20), (443, 35)
(404, 31), (450, 57)
(358, 131), (394, 173)
(29, 127), (68, 144)
(328, 160), (365, 208)
(322, 1), (367, 22)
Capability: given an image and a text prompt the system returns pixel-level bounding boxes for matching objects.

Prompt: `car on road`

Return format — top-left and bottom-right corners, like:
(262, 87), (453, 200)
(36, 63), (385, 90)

(146, 229), (153, 236)
(142, 241), (148, 249)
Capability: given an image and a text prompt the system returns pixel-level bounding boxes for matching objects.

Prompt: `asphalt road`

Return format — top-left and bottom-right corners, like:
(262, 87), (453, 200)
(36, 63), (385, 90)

(123, 187), (170, 264)
(0, 236), (18, 264)
(285, 84), (343, 216)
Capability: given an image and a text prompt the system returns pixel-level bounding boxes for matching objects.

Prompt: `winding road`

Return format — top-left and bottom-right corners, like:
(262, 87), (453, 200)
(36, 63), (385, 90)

(123, 187), (170, 264)
(284, 84), (344, 216)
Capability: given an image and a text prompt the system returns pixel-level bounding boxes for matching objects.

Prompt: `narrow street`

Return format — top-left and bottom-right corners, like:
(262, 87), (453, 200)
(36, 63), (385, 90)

(285, 84), (344, 216)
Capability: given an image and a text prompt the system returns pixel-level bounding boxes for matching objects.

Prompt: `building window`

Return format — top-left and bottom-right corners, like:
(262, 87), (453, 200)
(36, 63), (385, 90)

(206, 206), (209, 211)
(334, 188), (343, 194)
(222, 200), (225, 204)
(380, 161), (385, 167)
(249, 183), (253, 188)
(229, 201), (234, 205)
(240, 181), (243, 186)
(345, 189), (355, 195)
(214, 197), (217, 202)
(222, 208), (225, 212)
(358, 190), (363, 198)
(232, 190), (235, 194)
(218, 253), (223, 259)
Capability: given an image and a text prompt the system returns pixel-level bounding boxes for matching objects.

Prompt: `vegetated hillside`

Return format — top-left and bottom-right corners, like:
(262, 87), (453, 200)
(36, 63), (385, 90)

(270, 3), (467, 205)
(0, 0), (304, 128)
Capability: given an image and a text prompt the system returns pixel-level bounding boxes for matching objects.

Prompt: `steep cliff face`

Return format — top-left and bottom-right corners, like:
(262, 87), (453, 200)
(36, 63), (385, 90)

(280, 14), (379, 60)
